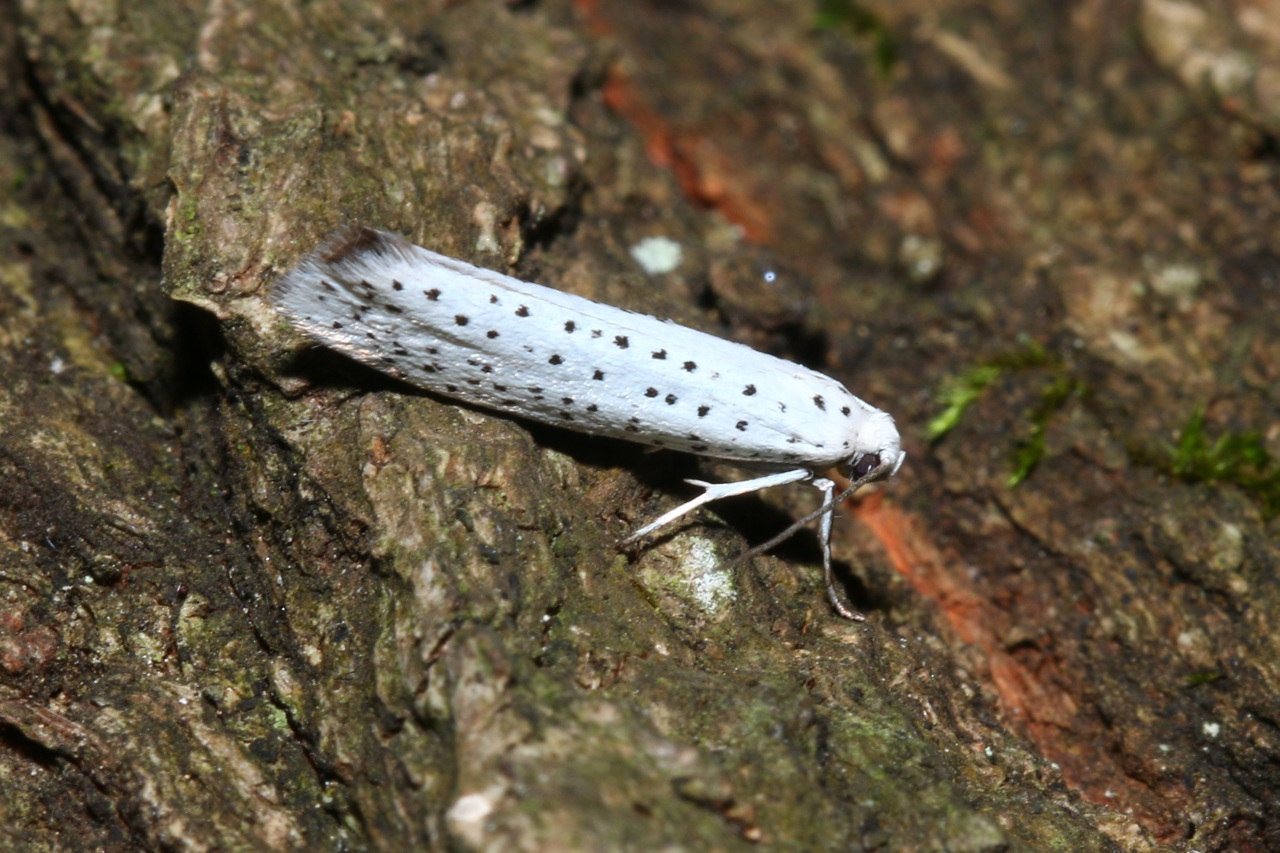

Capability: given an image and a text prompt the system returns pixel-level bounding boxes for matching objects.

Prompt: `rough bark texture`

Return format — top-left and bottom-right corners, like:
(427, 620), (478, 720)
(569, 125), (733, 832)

(2, 0), (1278, 850)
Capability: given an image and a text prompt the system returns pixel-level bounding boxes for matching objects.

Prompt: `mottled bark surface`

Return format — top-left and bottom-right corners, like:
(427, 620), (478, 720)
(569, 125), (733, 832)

(2, 0), (1278, 850)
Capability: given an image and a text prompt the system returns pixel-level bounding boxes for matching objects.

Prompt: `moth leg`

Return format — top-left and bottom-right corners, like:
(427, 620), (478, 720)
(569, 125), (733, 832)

(812, 477), (865, 622)
(619, 468), (813, 546)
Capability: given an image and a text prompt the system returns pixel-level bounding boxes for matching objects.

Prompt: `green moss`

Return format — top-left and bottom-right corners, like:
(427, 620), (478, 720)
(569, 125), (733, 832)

(926, 336), (1054, 442)
(173, 192), (202, 241)
(813, 0), (898, 78)
(1184, 670), (1224, 688)
(1007, 373), (1084, 487)
(1167, 407), (1280, 517)
(926, 364), (1001, 441)
(929, 338), (1082, 487)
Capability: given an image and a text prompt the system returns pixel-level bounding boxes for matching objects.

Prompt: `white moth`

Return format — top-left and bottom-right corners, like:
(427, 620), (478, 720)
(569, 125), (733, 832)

(272, 227), (905, 619)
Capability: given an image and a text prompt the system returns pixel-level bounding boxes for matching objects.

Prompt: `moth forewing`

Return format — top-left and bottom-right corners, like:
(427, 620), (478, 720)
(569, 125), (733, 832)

(273, 227), (905, 618)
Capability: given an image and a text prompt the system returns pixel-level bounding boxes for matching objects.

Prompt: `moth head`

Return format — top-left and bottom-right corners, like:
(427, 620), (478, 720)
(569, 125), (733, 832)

(848, 411), (905, 483)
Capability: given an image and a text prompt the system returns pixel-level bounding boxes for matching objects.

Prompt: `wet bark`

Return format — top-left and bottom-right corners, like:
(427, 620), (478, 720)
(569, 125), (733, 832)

(2, 0), (1277, 850)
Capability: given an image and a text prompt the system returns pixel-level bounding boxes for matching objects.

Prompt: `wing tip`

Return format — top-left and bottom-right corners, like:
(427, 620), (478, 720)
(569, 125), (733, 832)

(318, 225), (399, 265)
(314, 225), (417, 271)
(273, 225), (415, 303)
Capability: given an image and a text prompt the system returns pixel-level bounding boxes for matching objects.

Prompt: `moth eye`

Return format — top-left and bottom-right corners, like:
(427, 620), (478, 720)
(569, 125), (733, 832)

(852, 453), (881, 478)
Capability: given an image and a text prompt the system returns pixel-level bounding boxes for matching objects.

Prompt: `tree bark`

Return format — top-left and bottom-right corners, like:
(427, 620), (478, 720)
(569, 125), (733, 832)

(2, 0), (1277, 850)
